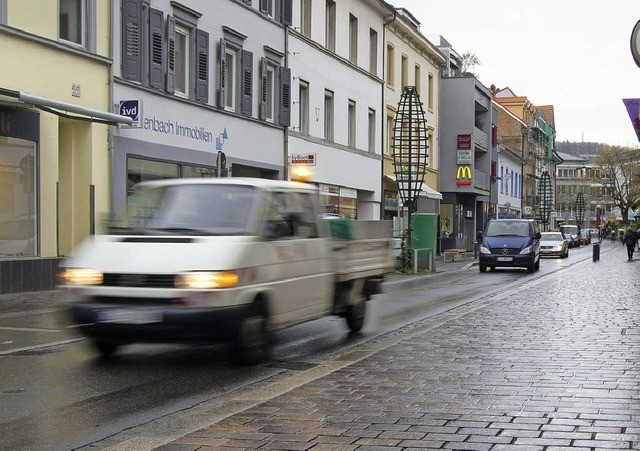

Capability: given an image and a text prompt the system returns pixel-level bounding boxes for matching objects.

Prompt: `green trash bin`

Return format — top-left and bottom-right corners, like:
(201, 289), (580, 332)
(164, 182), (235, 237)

(411, 213), (438, 271)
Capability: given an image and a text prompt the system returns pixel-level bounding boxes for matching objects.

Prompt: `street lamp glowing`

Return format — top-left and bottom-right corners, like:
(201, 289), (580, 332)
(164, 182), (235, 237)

(291, 166), (313, 179)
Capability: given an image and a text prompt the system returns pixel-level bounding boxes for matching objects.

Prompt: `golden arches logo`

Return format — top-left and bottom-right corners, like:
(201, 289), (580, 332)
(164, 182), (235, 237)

(456, 166), (472, 186)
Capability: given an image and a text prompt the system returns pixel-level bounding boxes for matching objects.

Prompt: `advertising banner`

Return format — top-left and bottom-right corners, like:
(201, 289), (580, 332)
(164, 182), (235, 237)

(623, 98), (640, 141)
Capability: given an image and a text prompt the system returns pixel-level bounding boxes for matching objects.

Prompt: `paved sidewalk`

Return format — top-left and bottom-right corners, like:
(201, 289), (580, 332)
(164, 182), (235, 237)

(152, 245), (639, 450)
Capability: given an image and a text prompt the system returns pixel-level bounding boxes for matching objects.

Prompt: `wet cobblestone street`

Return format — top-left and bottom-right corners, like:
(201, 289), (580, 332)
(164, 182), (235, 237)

(158, 244), (640, 450)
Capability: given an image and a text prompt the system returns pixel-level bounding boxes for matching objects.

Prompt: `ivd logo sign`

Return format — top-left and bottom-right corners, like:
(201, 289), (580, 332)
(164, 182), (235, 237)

(119, 100), (142, 127)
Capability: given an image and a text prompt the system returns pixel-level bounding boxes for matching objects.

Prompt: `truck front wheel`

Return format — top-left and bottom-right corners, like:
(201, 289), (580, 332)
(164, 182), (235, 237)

(346, 294), (366, 332)
(233, 304), (270, 365)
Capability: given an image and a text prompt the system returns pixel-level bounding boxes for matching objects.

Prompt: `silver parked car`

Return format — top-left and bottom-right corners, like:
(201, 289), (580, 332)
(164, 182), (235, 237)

(540, 232), (569, 258)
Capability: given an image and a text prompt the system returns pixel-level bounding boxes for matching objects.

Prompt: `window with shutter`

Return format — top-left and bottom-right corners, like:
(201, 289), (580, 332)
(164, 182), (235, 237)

(242, 51), (253, 116)
(121, 0), (142, 82)
(196, 30), (209, 103)
(279, 66), (291, 127)
(149, 8), (164, 90)
(165, 15), (175, 93)
(259, 58), (268, 120)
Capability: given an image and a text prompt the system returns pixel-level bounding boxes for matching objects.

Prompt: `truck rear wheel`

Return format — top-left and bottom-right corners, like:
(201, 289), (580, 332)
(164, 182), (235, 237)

(345, 294), (366, 332)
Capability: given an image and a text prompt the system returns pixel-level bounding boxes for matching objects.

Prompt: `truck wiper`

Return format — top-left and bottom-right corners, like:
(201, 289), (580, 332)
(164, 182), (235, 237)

(145, 227), (214, 236)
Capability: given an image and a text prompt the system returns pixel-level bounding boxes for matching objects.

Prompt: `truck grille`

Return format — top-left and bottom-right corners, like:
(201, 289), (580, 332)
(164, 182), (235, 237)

(102, 273), (176, 288)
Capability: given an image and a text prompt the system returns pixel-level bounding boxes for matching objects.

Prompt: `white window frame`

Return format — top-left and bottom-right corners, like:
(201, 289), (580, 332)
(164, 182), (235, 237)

(225, 47), (237, 111)
(301, 0), (311, 37)
(349, 14), (358, 64)
(348, 99), (356, 148)
(59, 0), (84, 46)
(174, 23), (190, 98)
(369, 29), (377, 75)
(299, 80), (309, 134)
(324, 90), (334, 142)
(325, 0), (336, 52)
(266, 64), (276, 122)
(368, 108), (376, 153)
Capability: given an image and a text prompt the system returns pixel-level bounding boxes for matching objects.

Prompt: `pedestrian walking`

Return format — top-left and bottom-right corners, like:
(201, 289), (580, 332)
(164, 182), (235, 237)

(636, 228), (640, 252)
(622, 227), (637, 260)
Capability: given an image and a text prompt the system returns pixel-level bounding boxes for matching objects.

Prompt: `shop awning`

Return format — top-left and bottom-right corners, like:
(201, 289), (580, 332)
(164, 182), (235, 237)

(384, 174), (443, 200)
(0, 87), (132, 126)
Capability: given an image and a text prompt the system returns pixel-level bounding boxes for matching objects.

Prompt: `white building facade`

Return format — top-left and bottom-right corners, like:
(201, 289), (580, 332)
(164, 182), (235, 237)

(288, 0), (393, 219)
(111, 0), (291, 215)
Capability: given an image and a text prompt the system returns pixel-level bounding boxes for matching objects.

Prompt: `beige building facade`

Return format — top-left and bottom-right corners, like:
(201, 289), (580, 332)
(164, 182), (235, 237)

(0, 0), (128, 293)
(383, 7), (445, 220)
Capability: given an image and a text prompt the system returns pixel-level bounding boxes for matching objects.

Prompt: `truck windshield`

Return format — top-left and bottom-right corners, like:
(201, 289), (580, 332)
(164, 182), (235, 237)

(485, 221), (531, 237)
(112, 184), (257, 235)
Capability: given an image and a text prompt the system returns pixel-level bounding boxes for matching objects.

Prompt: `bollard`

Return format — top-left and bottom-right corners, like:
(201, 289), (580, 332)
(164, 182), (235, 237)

(592, 241), (600, 262)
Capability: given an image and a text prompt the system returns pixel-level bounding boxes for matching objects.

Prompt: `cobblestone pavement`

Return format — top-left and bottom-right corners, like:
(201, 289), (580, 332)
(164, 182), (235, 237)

(154, 245), (639, 450)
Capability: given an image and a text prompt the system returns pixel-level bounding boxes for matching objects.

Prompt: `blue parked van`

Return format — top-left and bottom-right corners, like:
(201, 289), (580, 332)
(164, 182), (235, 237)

(477, 219), (541, 273)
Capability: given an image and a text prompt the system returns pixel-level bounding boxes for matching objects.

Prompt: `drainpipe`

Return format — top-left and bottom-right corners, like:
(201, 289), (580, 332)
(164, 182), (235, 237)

(284, 23), (289, 181)
(382, 9), (396, 219)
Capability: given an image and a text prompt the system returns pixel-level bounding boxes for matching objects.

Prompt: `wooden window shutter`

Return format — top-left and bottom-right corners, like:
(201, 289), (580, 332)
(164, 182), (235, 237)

(259, 58), (268, 120)
(241, 51), (253, 116)
(149, 8), (164, 90)
(217, 38), (227, 108)
(279, 66), (291, 127)
(121, 0), (142, 82)
(196, 30), (209, 103)
(165, 15), (175, 93)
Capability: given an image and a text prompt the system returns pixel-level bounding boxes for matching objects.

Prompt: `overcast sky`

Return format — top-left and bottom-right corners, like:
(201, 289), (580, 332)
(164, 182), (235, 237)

(392, 0), (640, 147)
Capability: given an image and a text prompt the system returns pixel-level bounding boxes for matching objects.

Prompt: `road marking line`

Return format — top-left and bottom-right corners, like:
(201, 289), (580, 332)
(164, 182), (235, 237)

(0, 338), (84, 356)
(0, 326), (63, 333)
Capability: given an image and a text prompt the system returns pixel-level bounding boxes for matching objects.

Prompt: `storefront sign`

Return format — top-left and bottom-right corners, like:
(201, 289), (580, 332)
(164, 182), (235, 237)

(290, 153), (316, 165)
(457, 149), (472, 165)
(623, 98), (640, 141)
(457, 134), (471, 149)
(456, 165), (472, 186)
(119, 100), (143, 127)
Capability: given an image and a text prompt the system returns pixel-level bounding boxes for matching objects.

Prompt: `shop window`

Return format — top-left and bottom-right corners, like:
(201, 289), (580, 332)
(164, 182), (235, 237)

(319, 184), (357, 219)
(0, 138), (37, 257)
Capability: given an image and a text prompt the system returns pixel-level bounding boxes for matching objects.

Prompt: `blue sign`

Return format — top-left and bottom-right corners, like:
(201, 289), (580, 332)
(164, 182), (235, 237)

(119, 100), (142, 127)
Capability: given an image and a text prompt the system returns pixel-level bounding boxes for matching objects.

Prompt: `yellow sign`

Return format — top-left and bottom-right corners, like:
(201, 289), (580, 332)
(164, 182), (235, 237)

(456, 165), (472, 186)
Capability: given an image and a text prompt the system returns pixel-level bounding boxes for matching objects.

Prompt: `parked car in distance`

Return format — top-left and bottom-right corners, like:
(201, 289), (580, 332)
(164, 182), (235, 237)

(579, 229), (591, 245)
(540, 232), (569, 258)
(559, 225), (580, 248)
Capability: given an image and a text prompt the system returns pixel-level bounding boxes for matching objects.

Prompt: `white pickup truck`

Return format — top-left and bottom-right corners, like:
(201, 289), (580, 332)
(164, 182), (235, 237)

(59, 178), (394, 363)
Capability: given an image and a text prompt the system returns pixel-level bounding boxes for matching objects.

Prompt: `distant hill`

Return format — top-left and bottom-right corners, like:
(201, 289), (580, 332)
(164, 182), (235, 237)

(556, 141), (600, 156)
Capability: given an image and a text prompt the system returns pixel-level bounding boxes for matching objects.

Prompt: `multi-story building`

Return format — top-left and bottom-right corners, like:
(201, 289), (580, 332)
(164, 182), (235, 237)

(493, 88), (560, 229)
(382, 8), (445, 220)
(111, 0), (291, 216)
(437, 57), (497, 251)
(288, 0), (393, 219)
(0, 0), (127, 293)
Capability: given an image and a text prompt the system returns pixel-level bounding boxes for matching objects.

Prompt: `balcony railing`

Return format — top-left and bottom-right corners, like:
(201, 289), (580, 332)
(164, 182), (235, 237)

(474, 127), (489, 151)
(474, 169), (490, 191)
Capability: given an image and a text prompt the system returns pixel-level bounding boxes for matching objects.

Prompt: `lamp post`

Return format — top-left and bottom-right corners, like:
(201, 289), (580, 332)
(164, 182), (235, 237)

(392, 86), (428, 270)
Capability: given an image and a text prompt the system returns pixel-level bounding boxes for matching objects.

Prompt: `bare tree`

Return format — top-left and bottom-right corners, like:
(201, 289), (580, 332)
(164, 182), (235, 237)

(594, 145), (640, 223)
(457, 52), (480, 77)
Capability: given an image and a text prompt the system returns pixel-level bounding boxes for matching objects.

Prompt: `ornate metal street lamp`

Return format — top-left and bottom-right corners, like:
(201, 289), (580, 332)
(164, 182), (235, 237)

(537, 171), (553, 230)
(575, 192), (585, 230)
(392, 86), (428, 259)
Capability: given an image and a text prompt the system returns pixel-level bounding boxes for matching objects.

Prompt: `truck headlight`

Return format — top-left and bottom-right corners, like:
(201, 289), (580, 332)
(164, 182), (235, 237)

(479, 245), (491, 254)
(59, 268), (103, 286)
(175, 271), (239, 289)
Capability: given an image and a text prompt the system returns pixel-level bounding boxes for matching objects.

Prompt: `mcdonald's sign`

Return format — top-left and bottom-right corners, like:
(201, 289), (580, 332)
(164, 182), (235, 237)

(456, 165), (472, 186)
